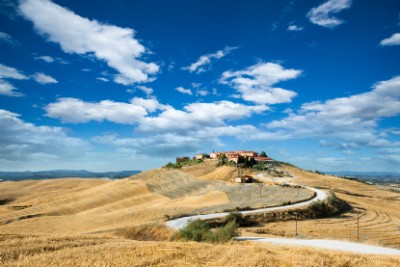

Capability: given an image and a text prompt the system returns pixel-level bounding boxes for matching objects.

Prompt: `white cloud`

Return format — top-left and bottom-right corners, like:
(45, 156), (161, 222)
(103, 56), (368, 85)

(183, 46), (237, 74)
(197, 89), (209, 97)
(137, 101), (268, 133)
(32, 72), (58, 84)
(93, 133), (203, 158)
(307, 0), (352, 28)
(34, 55), (54, 63)
(0, 79), (23, 97)
(0, 63), (28, 80)
(220, 62), (302, 104)
(287, 25), (304, 31)
(265, 76), (400, 147)
(176, 86), (192, 95)
(0, 32), (18, 46)
(96, 77), (109, 82)
(0, 108), (89, 164)
(34, 55), (69, 64)
(45, 97), (166, 124)
(0, 63), (28, 97)
(45, 95), (268, 142)
(136, 85), (153, 96)
(380, 33), (400, 46)
(19, 0), (159, 85)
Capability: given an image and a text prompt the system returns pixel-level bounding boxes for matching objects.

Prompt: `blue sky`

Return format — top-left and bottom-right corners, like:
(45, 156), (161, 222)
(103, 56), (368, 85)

(1, 0), (400, 172)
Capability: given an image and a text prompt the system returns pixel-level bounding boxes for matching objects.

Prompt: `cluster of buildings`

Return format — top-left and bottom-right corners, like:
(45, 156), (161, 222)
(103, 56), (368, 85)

(177, 150), (275, 164)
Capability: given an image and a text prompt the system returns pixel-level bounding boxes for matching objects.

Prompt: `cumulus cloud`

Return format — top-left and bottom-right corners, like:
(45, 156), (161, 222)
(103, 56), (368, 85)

(183, 46), (237, 74)
(380, 33), (400, 46)
(45, 97), (167, 124)
(0, 63), (28, 96)
(45, 96), (268, 138)
(0, 79), (22, 97)
(137, 101), (268, 133)
(0, 108), (89, 164)
(32, 72), (58, 84)
(307, 0), (352, 28)
(0, 63), (28, 80)
(265, 76), (400, 147)
(19, 0), (159, 85)
(220, 62), (302, 104)
(176, 86), (192, 95)
(93, 133), (203, 158)
(287, 25), (304, 31)
(136, 85), (153, 97)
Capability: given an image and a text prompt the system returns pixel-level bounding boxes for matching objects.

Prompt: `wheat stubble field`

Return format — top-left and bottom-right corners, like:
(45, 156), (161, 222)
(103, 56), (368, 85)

(0, 162), (399, 266)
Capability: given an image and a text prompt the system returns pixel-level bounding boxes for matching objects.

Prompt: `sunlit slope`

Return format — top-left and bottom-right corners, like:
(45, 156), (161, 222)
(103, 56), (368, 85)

(0, 168), (312, 235)
(1, 234), (400, 267)
(253, 166), (400, 248)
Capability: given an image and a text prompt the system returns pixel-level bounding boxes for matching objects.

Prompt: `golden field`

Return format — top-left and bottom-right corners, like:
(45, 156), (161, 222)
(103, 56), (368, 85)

(0, 161), (399, 266)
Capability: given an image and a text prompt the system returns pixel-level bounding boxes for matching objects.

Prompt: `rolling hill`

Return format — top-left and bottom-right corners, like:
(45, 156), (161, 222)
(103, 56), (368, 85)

(0, 161), (399, 266)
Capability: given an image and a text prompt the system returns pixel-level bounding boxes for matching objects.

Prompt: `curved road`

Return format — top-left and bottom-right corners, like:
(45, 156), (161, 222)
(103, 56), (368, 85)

(166, 186), (400, 256)
(166, 186), (326, 230)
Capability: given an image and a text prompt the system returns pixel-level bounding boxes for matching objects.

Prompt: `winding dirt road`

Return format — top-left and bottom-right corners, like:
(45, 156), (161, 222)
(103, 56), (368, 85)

(166, 186), (400, 256)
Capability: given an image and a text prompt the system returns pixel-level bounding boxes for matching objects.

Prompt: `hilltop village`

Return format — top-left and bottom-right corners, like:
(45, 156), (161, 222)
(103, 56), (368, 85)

(177, 150), (277, 165)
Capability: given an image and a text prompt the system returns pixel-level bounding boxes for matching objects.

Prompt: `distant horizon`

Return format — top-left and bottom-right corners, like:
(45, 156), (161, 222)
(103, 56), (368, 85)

(1, 0), (399, 173)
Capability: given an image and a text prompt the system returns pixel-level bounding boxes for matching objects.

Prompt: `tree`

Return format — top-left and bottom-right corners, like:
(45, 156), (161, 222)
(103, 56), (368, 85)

(259, 151), (267, 157)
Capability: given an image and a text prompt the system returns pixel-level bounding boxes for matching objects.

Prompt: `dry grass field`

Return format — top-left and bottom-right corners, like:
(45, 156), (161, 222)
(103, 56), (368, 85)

(0, 167), (311, 235)
(1, 234), (399, 266)
(0, 162), (399, 266)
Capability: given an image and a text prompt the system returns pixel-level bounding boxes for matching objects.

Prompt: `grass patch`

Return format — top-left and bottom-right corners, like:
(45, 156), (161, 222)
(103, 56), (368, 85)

(116, 224), (173, 241)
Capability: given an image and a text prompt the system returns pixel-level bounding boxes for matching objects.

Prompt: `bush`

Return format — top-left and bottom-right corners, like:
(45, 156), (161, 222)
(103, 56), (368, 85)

(178, 219), (239, 243)
(310, 190), (351, 218)
(209, 221), (239, 243)
(310, 201), (331, 217)
(179, 219), (211, 242)
(224, 212), (254, 227)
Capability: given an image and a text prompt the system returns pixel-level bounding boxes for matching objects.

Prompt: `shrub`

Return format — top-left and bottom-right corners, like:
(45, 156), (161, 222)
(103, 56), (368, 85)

(310, 190), (351, 218)
(179, 219), (211, 242)
(209, 221), (239, 243)
(224, 212), (254, 227)
(178, 219), (239, 243)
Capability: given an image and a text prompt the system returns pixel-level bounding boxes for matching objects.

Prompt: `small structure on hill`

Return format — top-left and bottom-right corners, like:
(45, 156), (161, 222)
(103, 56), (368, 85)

(194, 153), (210, 160)
(176, 157), (189, 164)
(234, 175), (257, 183)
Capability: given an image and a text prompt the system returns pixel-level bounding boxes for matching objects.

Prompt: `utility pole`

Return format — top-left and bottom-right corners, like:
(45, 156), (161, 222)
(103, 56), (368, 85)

(295, 213), (298, 237)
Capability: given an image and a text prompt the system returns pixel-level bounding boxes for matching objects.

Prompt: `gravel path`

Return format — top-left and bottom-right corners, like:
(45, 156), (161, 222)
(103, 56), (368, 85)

(236, 237), (400, 256)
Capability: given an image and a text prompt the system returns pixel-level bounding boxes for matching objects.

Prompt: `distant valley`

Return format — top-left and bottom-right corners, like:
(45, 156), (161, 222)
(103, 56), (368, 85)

(327, 171), (400, 184)
(0, 170), (141, 181)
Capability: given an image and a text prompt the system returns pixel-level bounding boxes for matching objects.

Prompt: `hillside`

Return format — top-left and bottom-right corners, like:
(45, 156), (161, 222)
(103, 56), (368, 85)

(242, 165), (400, 248)
(0, 163), (399, 266)
(0, 167), (312, 235)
